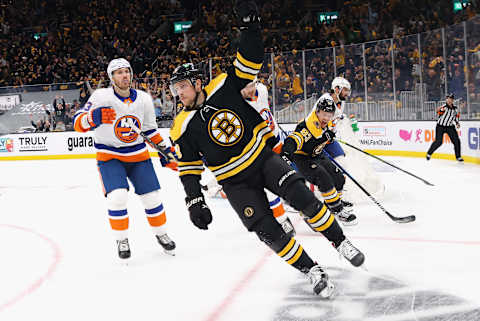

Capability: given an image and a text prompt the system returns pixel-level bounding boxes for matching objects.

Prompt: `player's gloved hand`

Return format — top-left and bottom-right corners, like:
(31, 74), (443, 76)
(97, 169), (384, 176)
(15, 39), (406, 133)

(88, 106), (116, 128)
(319, 129), (335, 144)
(234, 0), (260, 28)
(159, 147), (178, 171)
(185, 195), (213, 230)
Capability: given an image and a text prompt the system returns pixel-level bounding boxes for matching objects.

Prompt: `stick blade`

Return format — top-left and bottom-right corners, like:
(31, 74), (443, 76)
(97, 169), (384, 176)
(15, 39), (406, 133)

(392, 215), (416, 223)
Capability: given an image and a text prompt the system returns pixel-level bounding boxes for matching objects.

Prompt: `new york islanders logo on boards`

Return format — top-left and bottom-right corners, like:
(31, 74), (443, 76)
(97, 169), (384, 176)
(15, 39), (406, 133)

(114, 115), (141, 143)
(208, 109), (244, 147)
(259, 108), (275, 132)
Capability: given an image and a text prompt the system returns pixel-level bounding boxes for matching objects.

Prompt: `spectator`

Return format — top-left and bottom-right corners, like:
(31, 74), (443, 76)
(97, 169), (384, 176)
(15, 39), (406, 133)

(53, 95), (66, 130)
(153, 94), (163, 118)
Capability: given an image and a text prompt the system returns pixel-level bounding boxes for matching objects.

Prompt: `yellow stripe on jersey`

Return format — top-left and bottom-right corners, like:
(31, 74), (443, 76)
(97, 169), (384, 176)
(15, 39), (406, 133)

(236, 51), (262, 70)
(204, 73), (228, 99)
(178, 159), (204, 177)
(170, 109), (196, 141)
(289, 132), (304, 150)
(208, 122), (274, 182)
(179, 169), (204, 176)
(294, 151), (309, 156)
(178, 160), (203, 166)
(235, 68), (256, 81)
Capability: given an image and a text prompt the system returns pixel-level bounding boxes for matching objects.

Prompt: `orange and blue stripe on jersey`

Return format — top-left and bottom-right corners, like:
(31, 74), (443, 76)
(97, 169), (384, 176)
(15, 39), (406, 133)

(95, 142), (150, 162)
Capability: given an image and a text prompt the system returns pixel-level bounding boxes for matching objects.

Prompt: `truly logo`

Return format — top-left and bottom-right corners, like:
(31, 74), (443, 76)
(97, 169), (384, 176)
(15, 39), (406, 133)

(0, 138), (14, 152)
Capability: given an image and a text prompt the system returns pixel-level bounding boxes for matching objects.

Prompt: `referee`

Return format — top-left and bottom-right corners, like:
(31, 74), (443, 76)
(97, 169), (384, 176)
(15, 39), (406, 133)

(426, 93), (463, 162)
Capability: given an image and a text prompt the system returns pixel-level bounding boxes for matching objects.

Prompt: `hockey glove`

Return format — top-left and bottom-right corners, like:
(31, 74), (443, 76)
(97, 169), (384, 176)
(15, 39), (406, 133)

(88, 106), (116, 128)
(185, 195), (212, 230)
(234, 0), (260, 28)
(319, 129), (335, 145)
(159, 147), (178, 171)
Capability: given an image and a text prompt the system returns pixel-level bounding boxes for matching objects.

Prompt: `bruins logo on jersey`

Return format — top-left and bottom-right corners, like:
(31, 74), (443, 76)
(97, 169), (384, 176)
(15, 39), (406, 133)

(208, 109), (244, 146)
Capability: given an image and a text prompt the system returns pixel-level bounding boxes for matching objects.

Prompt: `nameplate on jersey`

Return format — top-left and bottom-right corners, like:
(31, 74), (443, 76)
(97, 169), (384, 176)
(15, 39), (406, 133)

(114, 115), (141, 143)
(208, 109), (244, 147)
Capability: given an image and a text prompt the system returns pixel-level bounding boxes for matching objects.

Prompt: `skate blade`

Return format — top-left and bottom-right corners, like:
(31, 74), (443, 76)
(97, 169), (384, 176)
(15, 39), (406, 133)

(163, 249), (176, 256)
(319, 282), (336, 299)
(117, 257), (131, 266)
(340, 220), (358, 226)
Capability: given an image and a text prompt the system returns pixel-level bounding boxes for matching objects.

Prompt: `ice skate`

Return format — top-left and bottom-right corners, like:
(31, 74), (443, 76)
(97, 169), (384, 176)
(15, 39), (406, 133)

(156, 234), (176, 256)
(333, 207), (358, 226)
(116, 238), (131, 259)
(335, 238), (365, 267)
(307, 265), (335, 298)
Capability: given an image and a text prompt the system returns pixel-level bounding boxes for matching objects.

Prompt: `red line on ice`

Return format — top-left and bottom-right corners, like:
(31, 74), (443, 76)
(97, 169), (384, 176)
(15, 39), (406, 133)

(204, 250), (272, 321)
(0, 224), (62, 312)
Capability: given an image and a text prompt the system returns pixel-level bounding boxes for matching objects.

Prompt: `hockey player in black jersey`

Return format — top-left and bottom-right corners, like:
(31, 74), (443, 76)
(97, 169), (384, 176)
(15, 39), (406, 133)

(169, 0), (365, 298)
(281, 93), (358, 226)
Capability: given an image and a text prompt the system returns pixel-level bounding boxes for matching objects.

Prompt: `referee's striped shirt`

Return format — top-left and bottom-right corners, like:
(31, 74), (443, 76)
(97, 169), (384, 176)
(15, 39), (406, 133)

(437, 104), (459, 126)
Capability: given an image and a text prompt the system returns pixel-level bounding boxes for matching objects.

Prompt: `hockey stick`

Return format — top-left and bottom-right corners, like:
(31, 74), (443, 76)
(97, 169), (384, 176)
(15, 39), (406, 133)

(337, 139), (434, 186)
(128, 122), (169, 159)
(323, 150), (416, 223)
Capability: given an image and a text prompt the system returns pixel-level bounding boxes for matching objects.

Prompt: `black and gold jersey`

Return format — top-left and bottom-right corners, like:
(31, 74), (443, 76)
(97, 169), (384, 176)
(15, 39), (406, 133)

(170, 26), (275, 195)
(284, 109), (330, 158)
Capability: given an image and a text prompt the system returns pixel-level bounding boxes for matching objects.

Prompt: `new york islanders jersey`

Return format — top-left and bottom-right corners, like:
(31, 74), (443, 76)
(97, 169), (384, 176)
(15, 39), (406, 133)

(245, 82), (282, 153)
(73, 88), (164, 162)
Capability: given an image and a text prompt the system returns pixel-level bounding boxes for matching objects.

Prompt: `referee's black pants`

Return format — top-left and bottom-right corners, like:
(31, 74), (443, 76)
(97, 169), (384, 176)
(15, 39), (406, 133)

(427, 124), (461, 158)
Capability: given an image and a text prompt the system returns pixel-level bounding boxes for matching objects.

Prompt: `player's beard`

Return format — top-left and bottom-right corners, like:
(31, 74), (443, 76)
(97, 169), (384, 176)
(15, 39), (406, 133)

(114, 78), (130, 92)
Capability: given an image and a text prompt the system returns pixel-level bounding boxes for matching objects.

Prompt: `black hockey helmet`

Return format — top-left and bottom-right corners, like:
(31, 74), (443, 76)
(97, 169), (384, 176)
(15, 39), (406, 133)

(169, 63), (203, 96)
(315, 93), (336, 113)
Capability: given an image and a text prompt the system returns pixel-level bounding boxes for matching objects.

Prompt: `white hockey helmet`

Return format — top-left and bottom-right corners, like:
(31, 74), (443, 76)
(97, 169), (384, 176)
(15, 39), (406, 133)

(107, 58), (133, 83)
(331, 77), (351, 97)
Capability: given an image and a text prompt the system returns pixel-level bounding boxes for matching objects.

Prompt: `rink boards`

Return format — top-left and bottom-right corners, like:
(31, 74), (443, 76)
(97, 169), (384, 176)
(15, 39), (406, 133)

(0, 121), (479, 164)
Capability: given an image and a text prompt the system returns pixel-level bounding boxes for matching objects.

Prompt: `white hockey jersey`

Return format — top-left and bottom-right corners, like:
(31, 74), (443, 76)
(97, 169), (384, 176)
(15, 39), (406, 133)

(73, 87), (164, 162)
(245, 83), (282, 153)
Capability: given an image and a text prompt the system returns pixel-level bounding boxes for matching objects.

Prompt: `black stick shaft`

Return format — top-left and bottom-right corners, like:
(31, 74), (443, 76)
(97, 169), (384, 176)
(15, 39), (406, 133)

(324, 150), (415, 223)
(337, 139), (434, 186)
(129, 123), (168, 159)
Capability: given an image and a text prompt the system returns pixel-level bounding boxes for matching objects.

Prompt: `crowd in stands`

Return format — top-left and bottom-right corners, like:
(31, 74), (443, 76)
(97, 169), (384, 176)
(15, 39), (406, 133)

(1, 0), (480, 121)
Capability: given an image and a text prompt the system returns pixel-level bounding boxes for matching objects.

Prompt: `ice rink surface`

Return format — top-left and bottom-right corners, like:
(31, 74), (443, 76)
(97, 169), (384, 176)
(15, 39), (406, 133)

(1, 156), (479, 321)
